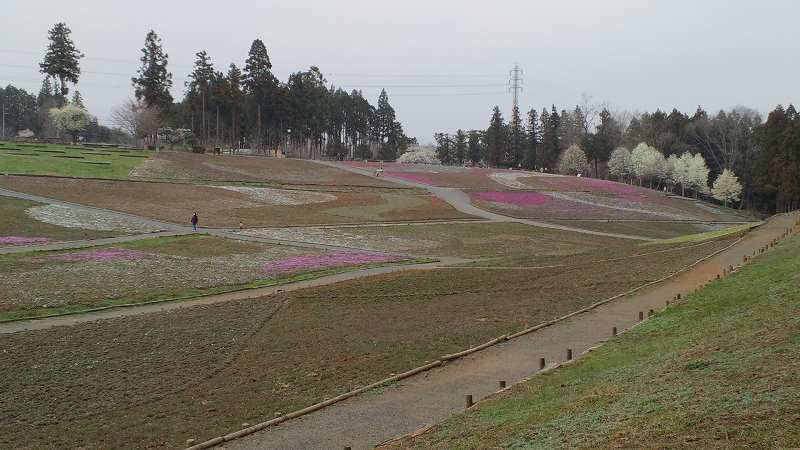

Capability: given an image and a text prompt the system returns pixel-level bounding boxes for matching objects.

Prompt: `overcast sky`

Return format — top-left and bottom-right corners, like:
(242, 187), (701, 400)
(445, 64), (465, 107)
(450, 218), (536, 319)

(1, 0), (797, 142)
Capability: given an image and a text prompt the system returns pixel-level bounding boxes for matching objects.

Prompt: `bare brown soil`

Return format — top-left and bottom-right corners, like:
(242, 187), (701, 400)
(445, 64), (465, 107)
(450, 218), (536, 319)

(0, 176), (470, 227)
(132, 151), (401, 188)
(0, 237), (735, 449)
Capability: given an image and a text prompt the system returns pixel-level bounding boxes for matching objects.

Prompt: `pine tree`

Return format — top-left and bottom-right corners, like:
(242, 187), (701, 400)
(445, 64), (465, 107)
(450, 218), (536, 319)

(374, 89), (398, 159)
(524, 108), (538, 169)
(486, 106), (506, 167)
(39, 22), (83, 97)
(71, 90), (84, 108)
(509, 105), (524, 166)
(132, 30), (173, 110)
(188, 51), (215, 144)
(226, 63), (244, 148)
(537, 108), (553, 171)
(550, 105), (562, 159)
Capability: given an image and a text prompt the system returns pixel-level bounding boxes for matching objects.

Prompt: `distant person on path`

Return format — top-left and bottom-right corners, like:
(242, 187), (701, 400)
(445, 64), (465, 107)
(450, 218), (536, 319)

(375, 165), (384, 177)
(191, 212), (199, 232)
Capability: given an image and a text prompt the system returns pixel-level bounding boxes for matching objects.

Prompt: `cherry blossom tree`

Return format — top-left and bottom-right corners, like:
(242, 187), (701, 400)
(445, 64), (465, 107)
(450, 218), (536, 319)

(712, 168), (742, 207)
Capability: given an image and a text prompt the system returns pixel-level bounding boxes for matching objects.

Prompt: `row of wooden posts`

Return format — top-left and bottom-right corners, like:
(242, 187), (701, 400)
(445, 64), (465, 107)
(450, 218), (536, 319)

(342, 218), (800, 450)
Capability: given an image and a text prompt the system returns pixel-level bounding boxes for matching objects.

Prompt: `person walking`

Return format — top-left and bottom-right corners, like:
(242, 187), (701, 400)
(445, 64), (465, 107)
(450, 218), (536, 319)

(191, 212), (199, 232)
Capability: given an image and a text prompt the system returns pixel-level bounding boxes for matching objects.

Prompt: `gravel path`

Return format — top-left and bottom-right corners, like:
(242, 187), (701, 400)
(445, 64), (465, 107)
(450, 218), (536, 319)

(314, 161), (655, 241)
(221, 212), (798, 450)
(0, 231), (190, 255)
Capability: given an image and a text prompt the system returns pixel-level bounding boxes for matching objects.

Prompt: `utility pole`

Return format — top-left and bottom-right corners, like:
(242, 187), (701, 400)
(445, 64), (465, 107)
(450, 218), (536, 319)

(508, 63), (524, 112)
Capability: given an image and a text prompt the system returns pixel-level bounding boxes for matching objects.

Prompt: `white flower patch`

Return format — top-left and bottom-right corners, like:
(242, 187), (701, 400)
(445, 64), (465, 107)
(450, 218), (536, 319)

(489, 172), (555, 189)
(26, 204), (162, 233)
(214, 186), (337, 206)
(238, 227), (437, 253)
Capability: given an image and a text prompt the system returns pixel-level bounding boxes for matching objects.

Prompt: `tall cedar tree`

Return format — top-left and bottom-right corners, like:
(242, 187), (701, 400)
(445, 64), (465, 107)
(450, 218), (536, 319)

(226, 64), (244, 147)
(537, 107), (556, 170)
(133, 30), (173, 109)
(486, 106), (506, 167)
(374, 89), (398, 159)
(524, 108), (538, 169)
(550, 105), (562, 160)
(40, 22), (83, 97)
(509, 105), (525, 166)
(188, 51), (215, 142)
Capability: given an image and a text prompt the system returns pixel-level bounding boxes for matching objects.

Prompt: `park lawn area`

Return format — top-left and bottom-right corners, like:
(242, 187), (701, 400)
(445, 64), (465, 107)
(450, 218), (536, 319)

(0, 142), (150, 178)
(547, 219), (732, 240)
(131, 151), (404, 188)
(383, 235), (800, 450)
(0, 175), (471, 227)
(0, 235), (738, 449)
(0, 234), (412, 320)
(240, 222), (670, 267)
(0, 196), (120, 246)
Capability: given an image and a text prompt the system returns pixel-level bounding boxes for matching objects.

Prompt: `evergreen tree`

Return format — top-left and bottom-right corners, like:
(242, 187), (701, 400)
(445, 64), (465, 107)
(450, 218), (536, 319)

(187, 51), (215, 143)
(524, 108), (538, 169)
(434, 133), (453, 164)
(486, 106), (506, 167)
(132, 30), (173, 110)
(71, 90), (84, 108)
(550, 105), (562, 159)
(374, 89), (398, 159)
(453, 129), (467, 165)
(39, 22), (83, 97)
(509, 105), (525, 166)
(226, 63), (244, 148)
(467, 130), (483, 166)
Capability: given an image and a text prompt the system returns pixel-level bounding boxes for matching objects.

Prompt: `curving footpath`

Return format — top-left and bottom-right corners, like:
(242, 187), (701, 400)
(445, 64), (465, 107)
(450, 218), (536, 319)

(218, 212), (798, 450)
(312, 161), (655, 241)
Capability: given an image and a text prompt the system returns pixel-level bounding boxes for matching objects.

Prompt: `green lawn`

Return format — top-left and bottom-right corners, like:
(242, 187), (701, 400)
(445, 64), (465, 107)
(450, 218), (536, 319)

(0, 142), (150, 178)
(385, 234), (800, 449)
(644, 222), (762, 246)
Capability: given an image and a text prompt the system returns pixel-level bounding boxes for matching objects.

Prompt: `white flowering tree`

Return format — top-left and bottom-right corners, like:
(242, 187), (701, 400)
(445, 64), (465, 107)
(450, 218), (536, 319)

(397, 146), (440, 164)
(558, 144), (590, 175)
(49, 103), (91, 143)
(669, 154), (690, 196)
(688, 153), (711, 197)
(607, 147), (631, 182)
(630, 142), (666, 187)
(712, 169), (743, 207)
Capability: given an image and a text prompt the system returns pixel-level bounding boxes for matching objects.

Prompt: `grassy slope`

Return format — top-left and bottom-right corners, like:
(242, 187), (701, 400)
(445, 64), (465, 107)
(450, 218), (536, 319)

(644, 222), (762, 246)
(0, 196), (119, 241)
(0, 143), (150, 178)
(386, 235), (800, 449)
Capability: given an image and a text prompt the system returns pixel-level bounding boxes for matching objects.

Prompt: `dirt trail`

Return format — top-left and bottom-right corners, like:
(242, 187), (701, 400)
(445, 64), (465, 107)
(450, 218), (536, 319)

(222, 212), (798, 450)
(0, 258), (466, 335)
(314, 161), (655, 241)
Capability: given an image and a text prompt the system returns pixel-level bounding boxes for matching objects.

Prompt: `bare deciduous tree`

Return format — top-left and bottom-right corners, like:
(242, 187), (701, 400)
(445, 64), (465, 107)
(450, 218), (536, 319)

(111, 99), (162, 147)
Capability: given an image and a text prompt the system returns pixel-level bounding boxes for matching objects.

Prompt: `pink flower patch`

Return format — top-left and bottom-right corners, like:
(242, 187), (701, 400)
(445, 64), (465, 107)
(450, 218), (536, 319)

(581, 178), (644, 202)
(52, 248), (153, 262)
(262, 251), (401, 274)
(0, 236), (54, 246)
(473, 191), (550, 206)
(382, 171), (438, 186)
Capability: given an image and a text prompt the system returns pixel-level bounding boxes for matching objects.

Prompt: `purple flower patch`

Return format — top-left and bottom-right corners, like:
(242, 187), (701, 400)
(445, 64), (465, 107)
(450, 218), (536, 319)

(52, 248), (153, 262)
(262, 251), (401, 274)
(473, 191), (550, 206)
(0, 236), (54, 246)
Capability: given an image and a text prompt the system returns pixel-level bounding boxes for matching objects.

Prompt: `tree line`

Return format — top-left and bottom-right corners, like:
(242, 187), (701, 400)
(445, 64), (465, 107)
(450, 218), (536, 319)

(2, 23), (415, 159)
(435, 103), (800, 213)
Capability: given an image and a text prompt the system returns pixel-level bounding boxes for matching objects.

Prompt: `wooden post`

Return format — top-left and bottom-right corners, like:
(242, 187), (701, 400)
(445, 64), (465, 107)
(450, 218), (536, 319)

(499, 380), (506, 389)
(566, 348), (573, 360)
(539, 357), (546, 370)
(612, 326), (617, 336)
(639, 311), (644, 321)
(465, 394), (473, 408)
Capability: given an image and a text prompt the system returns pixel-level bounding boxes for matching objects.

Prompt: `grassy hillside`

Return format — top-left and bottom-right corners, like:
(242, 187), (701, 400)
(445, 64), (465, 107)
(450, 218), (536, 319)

(0, 142), (149, 178)
(384, 234), (800, 449)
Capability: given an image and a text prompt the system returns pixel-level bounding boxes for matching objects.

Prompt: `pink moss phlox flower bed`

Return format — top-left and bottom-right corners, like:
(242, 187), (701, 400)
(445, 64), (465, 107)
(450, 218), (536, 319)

(0, 236), (54, 246)
(581, 178), (644, 201)
(52, 248), (153, 262)
(262, 251), (401, 274)
(382, 171), (438, 186)
(474, 191), (550, 206)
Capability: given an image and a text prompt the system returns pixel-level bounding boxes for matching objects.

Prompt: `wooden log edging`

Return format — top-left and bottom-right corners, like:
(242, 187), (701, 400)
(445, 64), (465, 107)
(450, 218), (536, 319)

(186, 221), (769, 450)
